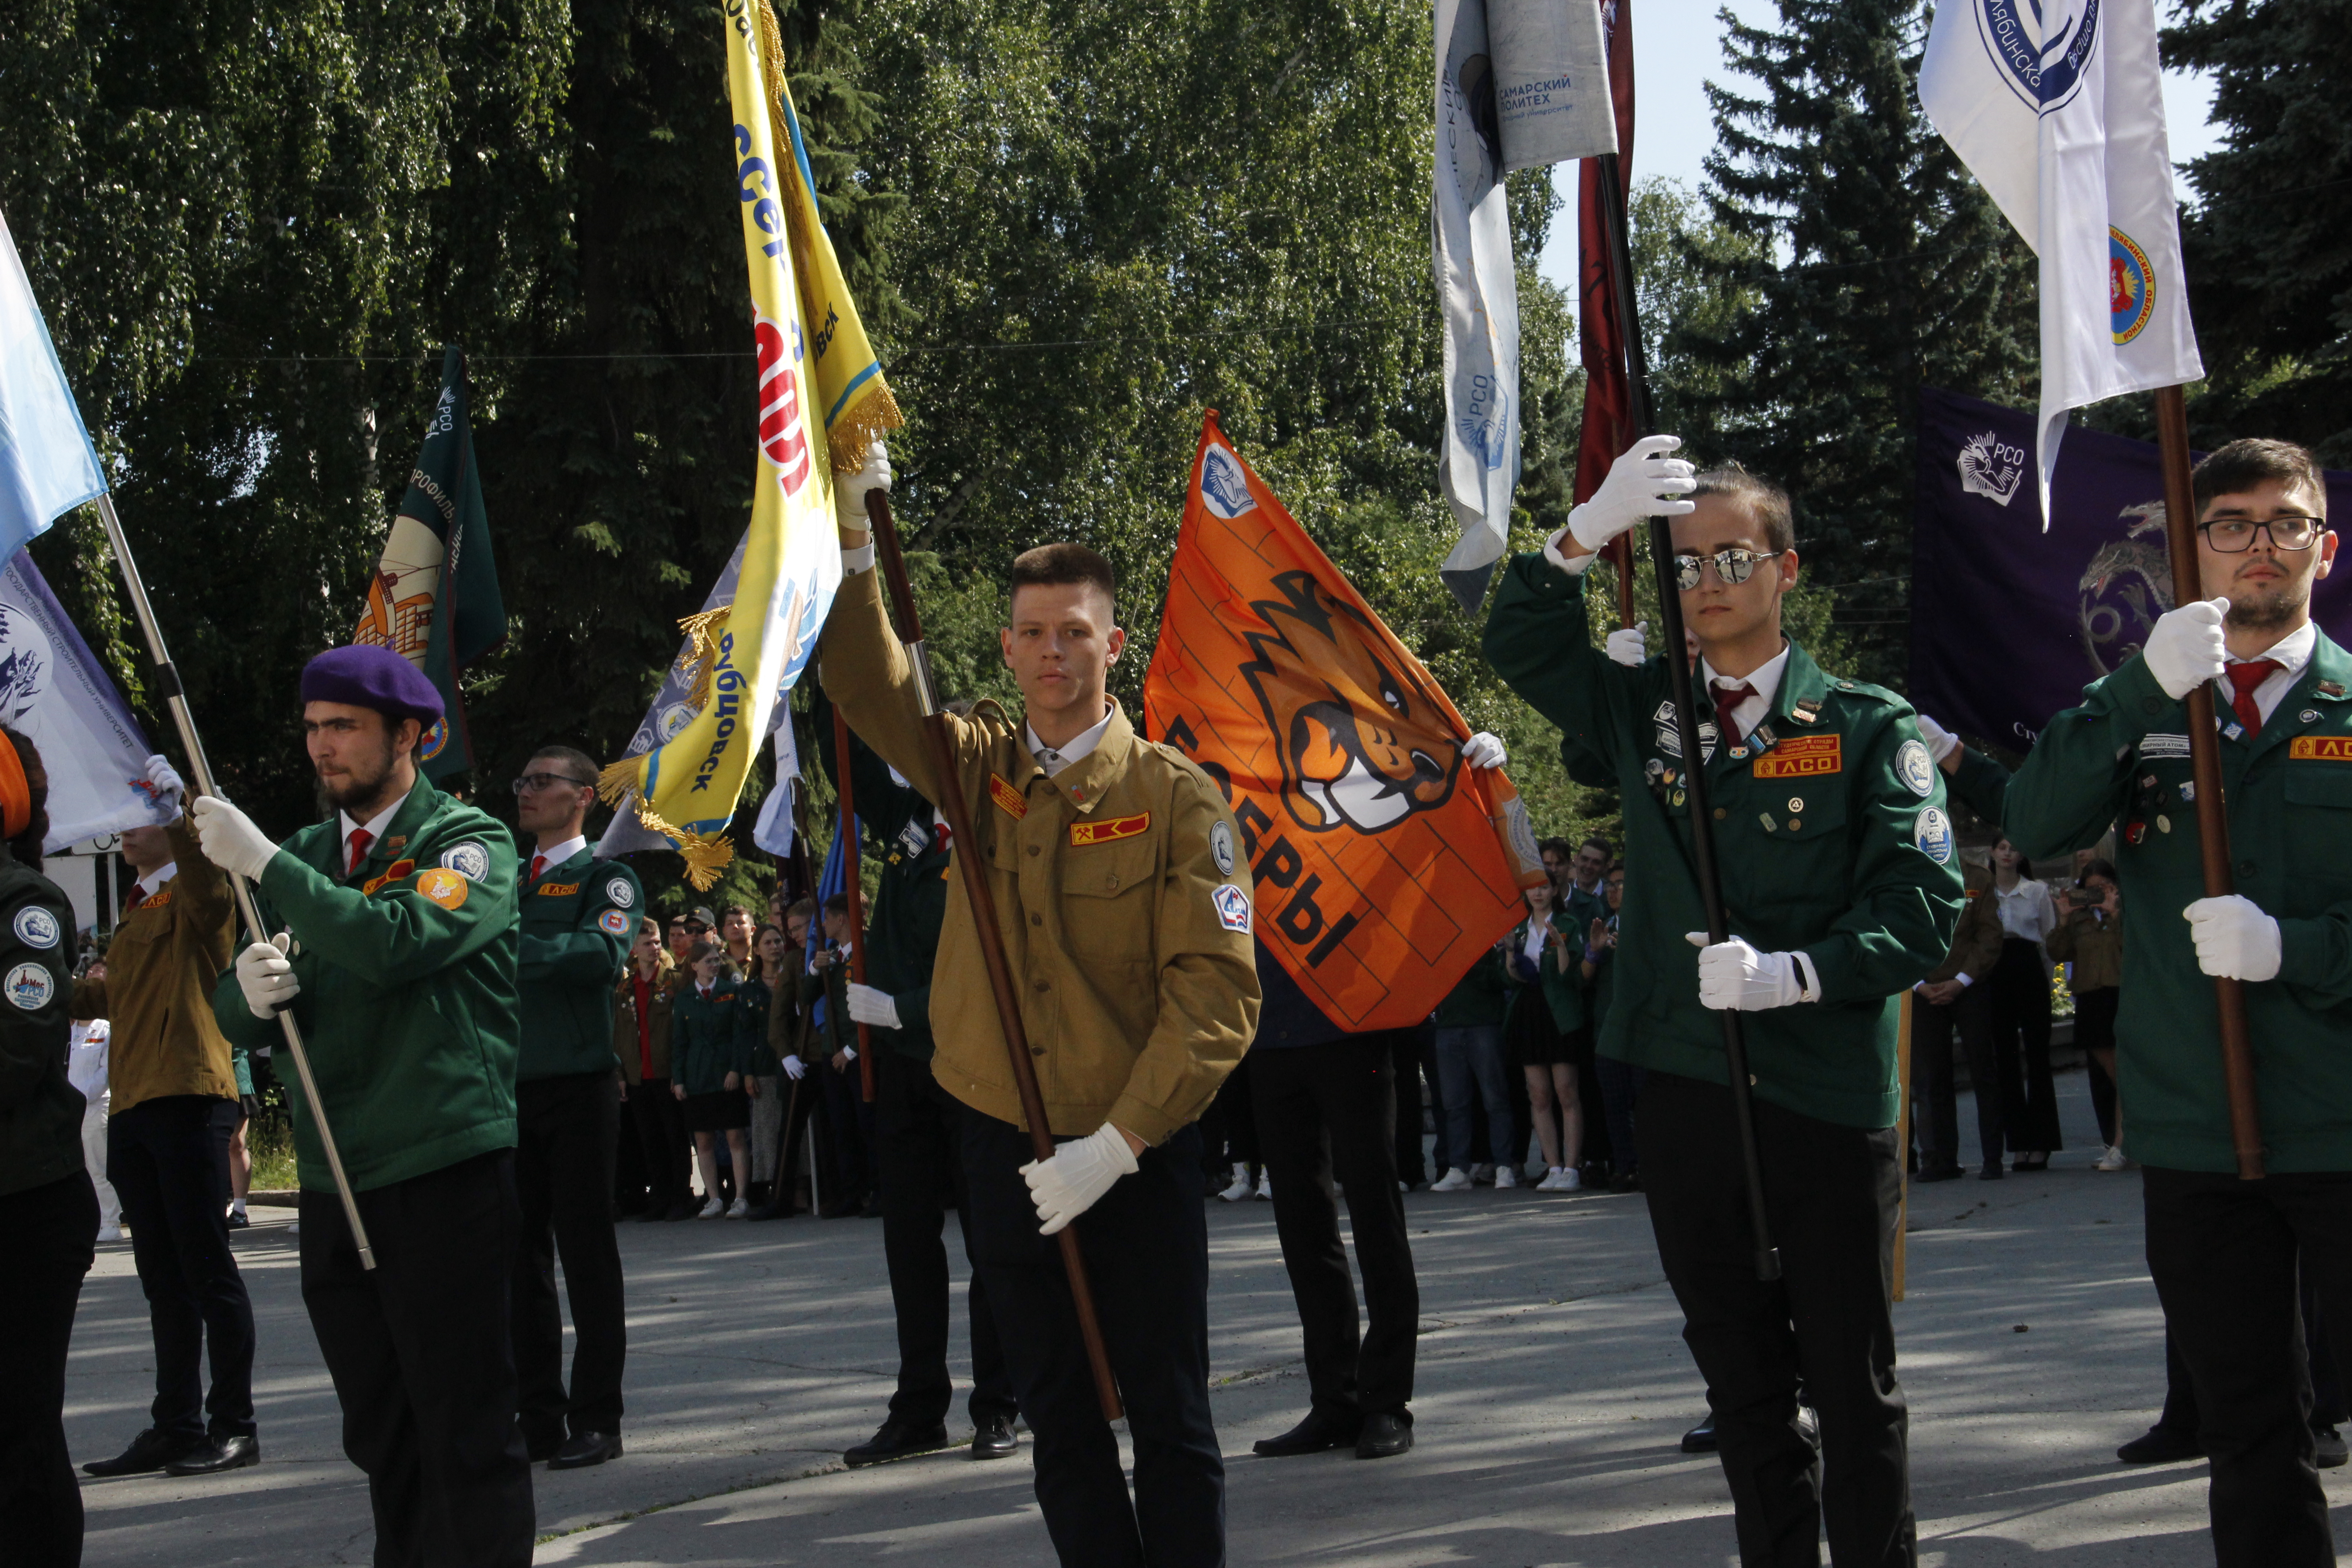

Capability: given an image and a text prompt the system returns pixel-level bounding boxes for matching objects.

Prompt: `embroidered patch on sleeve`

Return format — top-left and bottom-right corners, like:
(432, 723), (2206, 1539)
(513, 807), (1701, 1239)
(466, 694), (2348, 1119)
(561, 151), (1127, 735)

(5, 961), (54, 1009)
(439, 842), (490, 881)
(362, 859), (417, 896)
(1753, 735), (1842, 779)
(605, 877), (636, 908)
(1212, 883), (1252, 932)
(990, 774), (1028, 819)
(599, 909), (633, 936)
(1070, 811), (1150, 847)
(12, 907), (59, 949)
(415, 868), (471, 910)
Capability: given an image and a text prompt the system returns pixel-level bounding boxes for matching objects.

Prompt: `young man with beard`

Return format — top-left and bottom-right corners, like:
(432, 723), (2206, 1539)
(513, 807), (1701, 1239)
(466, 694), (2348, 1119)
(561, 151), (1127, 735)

(1485, 438), (1961, 1567)
(195, 644), (531, 1567)
(2005, 439), (2352, 1567)
(822, 446), (1259, 1568)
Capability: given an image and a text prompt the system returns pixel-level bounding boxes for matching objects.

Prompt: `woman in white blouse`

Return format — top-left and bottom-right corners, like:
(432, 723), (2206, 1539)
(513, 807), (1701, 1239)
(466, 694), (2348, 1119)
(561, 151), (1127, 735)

(1989, 836), (2063, 1171)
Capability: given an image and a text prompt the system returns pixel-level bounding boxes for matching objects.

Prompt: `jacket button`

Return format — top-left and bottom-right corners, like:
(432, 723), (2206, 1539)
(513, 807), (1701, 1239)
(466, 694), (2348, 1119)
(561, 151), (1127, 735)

(1107, 875), (1120, 890)
(1034, 979), (1049, 992)
(1031, 1046), (1046, 1057)
(1030, 912), (1042, 926)
(2239, 860), (2258, 878)
(2144, 697), (2164, 715)
(1713, 807), (1726, 820)
(1028, 845), (1041, 857)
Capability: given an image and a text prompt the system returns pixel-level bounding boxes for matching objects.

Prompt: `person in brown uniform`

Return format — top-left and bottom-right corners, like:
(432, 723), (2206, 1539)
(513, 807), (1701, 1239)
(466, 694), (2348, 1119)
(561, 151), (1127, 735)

(615, 919), (691, 1221)
(823, 447), (1261, 1568)
(1909, 849), (2007, 1183)
(72, 755), (261, 1478)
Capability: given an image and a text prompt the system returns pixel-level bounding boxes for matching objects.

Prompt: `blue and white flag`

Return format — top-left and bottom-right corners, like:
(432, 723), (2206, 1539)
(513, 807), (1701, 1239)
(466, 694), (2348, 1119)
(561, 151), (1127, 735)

(0, 549), (167, 851)
(0, 207), (107, 559)
(1920, 0), (2203, 522)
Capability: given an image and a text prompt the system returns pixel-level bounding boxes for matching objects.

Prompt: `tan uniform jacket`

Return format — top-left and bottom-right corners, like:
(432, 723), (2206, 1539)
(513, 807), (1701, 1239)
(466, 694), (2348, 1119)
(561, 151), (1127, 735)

(70, 818), (238, 1115)
(1923, 860), (2004, 987)
(820, 567), (1261, 1144)
(2047, 905), (2124, 992)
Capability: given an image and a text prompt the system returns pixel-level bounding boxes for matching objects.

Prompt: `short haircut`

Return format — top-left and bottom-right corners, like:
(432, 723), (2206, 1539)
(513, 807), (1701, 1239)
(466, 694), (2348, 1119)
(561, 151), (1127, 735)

(530, 745), (600, 786)
(2193, 438), (2327, 519)
(686, 938), (722, 964)
(1578, 835), (1612, 857)
(1691, 463), (1796, 554)
(1010, 542), (1117, 614)
(822, 893), (851, 917)
(723, 903), (753, 921)
(785, 898), (816, 926)
(2079, 858), (2119, 884)
(1538, 837), (1574, 861)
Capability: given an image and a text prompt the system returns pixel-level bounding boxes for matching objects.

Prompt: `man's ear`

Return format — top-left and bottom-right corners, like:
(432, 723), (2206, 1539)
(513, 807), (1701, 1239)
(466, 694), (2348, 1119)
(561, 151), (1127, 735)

(2317, 531), (2337, 581)
(999, 626), (1016, 667)
(1105, 625), (1127, 664)
(393, 716), (425, 758)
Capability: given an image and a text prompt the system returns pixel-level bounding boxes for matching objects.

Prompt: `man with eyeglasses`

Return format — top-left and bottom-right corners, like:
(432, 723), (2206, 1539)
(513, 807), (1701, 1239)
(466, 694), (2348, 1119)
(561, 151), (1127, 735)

(507, 746), (642, 1471)
(1485, 438), (1962, 1568)
(2006, 437), (2351, 1565)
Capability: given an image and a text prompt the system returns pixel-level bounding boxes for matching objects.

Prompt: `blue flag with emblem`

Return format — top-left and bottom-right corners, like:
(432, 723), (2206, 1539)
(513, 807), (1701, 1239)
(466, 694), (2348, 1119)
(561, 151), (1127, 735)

(0, 206), (106, 560)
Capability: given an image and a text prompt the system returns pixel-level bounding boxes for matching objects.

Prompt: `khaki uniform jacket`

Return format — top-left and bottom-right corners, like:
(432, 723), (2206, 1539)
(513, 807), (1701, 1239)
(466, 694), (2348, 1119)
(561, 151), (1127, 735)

(1922, 861), (2004, 986)
(820, 567), (1261, 1145)
(71, 818), (238, 1116)
(2046, 905), (2124, 992)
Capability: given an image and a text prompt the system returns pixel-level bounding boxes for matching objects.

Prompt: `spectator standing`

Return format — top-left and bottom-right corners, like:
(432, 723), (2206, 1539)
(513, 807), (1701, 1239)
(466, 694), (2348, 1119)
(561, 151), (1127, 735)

(1428, 942), (1515, 1191)
(740, 924), (791, 1207)
(1582, 863), (1642, 1192)
(1988, 835), (2062, 1171)
(1200, 1054), (1264, 1202)
(508, 745), (639, 1471)
(615, 921), (691, 1220)
(663, 911), (701, 969)
(750, 901), (817, 1220)
(1508, 882), (1583, 1191)
(801, 894), (876, 1217)
(671, 941), (751, 1219)
(2048, 861), (2126, 1170)
(67, 1013), (118, 1241)
(718, 904), (755, 972)
(1908, 846), (2007, 1183)
(73, 754), (262, 1480)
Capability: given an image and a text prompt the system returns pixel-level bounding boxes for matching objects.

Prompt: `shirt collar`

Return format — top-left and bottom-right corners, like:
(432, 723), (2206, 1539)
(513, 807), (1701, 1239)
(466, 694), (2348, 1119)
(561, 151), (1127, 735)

(1699, 643), (1792, 710)
(1026, 704), (1116, 778)
(532, 835), (588, 872)
(2231, 620), (2317, 677)
(338, 797), (404, 849)
(135, 862), (180, 893)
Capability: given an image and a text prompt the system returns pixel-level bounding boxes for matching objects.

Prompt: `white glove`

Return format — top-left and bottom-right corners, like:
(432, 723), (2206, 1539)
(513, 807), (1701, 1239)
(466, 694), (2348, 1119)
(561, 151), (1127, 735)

(1462, 732), (1507, 770)
(845, 982), (901, 1030)
(782, 1054), (807, 1081)
(1606, 620), (1648, 668)
(143, 754), (186, 819)
(1913, 712), (1959, 764)
(834, 438), (892, 529)
(1019, 1122), (1139, 1236)
(1568, 435), (1696, 554)
(1685, 932), (1808, 1011)
(191, 794), (281, 882)
(235, 933), (299, 1019)
(2184, 895), (2282, 982)
(2142, 597), (2233, 701)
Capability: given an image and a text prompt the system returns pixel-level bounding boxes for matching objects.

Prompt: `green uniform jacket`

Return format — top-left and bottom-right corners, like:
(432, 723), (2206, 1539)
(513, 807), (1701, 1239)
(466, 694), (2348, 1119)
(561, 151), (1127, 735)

(1547, 886), (1608, 1033)
(0, 849), (84, 1197)
(1484, 554), (1963, 1128)
(669, 980), (750, 1096)
(1947, 744), (2012, 828)
(739, 978), (779, 1074)
(2003, 634), (2352, 1172)
(816, 697), (950, 1063)
(212, 774), (520, 1192)
(515, 848), (641, 1082)
(1434, 944), (1510, 1028)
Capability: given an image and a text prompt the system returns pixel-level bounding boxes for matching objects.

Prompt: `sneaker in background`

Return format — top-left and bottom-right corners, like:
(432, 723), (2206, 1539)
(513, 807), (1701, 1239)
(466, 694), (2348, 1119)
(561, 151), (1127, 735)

(2095, 1145), (2131, 1172)
(697, 1197), (725, 1220)
(1494, 1165), (1521, 1189)
(725, 1197), (749, 1219)
(1254, 1170), (1273, 1201)
(1430, 1167), (1474, 1193)
(1217, 1165), (1255, 1203)
(1559, 1167), (1583, 1191)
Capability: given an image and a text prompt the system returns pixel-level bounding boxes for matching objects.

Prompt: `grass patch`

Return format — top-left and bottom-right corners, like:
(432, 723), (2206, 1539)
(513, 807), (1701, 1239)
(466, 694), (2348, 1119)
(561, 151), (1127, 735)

(247, 1110), (299, 1191)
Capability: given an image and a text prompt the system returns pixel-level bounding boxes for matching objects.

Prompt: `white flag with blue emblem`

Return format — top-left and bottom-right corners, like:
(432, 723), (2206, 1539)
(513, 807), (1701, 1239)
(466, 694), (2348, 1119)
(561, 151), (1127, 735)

(0, 549), (167, 852)
(0, 208), (107, 559)
(1920, 0), (2203, 524)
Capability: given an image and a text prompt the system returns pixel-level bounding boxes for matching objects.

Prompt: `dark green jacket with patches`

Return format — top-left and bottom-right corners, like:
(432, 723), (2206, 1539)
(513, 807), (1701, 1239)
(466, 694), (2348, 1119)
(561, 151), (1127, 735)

(516, 848), (642, 1081)
(1484, 553), (1962, 1129)
(213, 774), (520, 1191)
(0, 849), (84, 1198)
(2004, 632), (2352, 1173)
(669, 979), (751, 1096)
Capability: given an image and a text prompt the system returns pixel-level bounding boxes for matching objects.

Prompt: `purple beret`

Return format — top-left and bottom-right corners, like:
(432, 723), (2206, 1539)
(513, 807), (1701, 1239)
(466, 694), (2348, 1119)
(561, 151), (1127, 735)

(300, 644), (445, 725)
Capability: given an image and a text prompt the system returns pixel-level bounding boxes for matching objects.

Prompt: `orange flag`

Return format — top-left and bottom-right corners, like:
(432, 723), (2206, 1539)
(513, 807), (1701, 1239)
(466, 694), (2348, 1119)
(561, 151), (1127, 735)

(1143, 413), (1548, 1032)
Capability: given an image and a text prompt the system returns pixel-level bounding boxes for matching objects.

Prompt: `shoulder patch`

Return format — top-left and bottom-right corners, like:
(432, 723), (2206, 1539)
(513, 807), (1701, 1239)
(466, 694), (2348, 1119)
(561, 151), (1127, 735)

(1913, 806), (1955, 864)
(1209, 820), (1236, 877)
(599, 908), (634, 937)
(604, 876), (636, 909)
(1211, 883), (1252, 933)
(12, 906), (60, 950)
(439, 841), (491, 881)
(1071, 811), (1150, 847)
(990, 774), (1028, 819)
(1895, 739), (1936, 797)
(5, 960), (54, 1010)
(362, 858), (417, 896)
(416, 867), (471, 910)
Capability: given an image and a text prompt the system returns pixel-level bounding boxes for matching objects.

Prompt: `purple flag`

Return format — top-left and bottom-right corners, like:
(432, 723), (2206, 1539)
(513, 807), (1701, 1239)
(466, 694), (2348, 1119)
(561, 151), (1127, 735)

(1909, 387), (2352, 752)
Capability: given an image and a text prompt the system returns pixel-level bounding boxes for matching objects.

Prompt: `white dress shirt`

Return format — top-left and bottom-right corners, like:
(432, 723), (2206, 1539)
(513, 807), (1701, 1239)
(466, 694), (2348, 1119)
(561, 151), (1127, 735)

(338, 798), (404, 870)
(1993, 877), (2057, 946)
(128, 861), (180, 902)
(2219, 620), (2317, 728)
(1700, 647), (1791, 742)
(529, 834), (588, 879)
(1026, 706), (1115, 778)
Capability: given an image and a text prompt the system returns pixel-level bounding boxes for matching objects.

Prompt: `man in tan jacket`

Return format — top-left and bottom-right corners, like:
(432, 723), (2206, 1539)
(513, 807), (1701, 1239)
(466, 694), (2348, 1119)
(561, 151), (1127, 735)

(1910, 853), (2007, 1182)
(824, 447), (1259, 1568)
(71, 755), (260, 1478)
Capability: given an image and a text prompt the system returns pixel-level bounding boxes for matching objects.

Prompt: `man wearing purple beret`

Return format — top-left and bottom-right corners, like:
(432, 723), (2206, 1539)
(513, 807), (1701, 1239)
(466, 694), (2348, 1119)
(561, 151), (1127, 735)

(194, 643), (533, 1566)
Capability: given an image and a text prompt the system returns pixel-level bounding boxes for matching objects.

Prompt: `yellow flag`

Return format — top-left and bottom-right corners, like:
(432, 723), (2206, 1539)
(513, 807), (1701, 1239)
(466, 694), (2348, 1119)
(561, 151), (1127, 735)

(599, 0), (898, 888)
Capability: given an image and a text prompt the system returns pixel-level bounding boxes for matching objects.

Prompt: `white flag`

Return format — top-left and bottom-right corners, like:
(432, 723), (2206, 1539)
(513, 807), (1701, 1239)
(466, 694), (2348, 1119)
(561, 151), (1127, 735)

(0, 549), (166, 851)
(1433, 0), (1522, 613)
(1920, 0), (2203, 523)
(1489, 0), (1619, 173)
(750, 704), (801, 857)
(0, 206), (108, 561)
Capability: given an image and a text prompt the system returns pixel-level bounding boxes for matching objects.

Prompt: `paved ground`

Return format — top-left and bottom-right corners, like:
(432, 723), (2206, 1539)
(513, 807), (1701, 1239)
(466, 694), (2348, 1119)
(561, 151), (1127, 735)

(66, 1069), (2352, 1565)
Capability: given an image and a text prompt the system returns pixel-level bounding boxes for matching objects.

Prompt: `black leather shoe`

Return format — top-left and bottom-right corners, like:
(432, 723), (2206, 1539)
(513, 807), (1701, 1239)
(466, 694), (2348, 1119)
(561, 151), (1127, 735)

(1978, 1164), (2005, 1181)
(227, 1209), (251, 1229)
(844, 1420), (950, 1467)
(1355, 1411), (1413, 1460)
(1915, 1166), (1964, 1183)
(970, 1415), (1018, 1460)
(84, 1428), (203, 1476)
(550, 1431), (622, 1470)
(1680, 1418), (1718, 1454)
(2117, 1424), (2202, 1464)
(663, 1201), (700, 1221)
(1252, 1411), (1361, 1457)
(163, 1433), (260, 1476)
(2317, 1425), (2348, 1469)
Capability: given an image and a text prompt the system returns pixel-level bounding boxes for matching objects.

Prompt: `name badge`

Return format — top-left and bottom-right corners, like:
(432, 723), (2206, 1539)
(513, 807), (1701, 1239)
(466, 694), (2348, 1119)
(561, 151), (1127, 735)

(1753, 735), (1841, 779)
(538, 882), (579, 896)
(2289, 735), (2352, 762)
(1070, 811), (1150, 847)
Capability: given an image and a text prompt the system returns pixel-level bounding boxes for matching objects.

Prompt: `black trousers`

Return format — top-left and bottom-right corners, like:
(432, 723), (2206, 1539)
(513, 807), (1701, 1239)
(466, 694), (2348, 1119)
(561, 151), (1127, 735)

(1989, 939), (2062, 1153)
(1641, 1072), (1912, 1568)
(512, 1073), (627, 1445)
(2156, 1268), (2343, 1432)
(0, 1171), (95, 1568)
(108, 1094), (257, 1440)
(959, 1107), (1223, 1568)
(817, 1049), (876, 1202)
(876, 1053), (1015, 1428)
(1595, 1053), (1645, 1177)
(2144, 1166), (2352, 1567)
(1390, 1030), (1429, 1184)
(625, 1076), (691, 1215)
(1250, 1037), (1420, 1421)
(1909, 984), (2001, 1175)
(2075, 988), (2120, 1147)
(301, 1152), (534, 1568)
(1195, 1054), (1259, 1176)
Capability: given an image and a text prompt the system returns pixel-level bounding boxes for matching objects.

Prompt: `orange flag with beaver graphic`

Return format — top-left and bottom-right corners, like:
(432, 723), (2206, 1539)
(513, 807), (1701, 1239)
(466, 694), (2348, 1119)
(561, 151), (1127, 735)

(1143, 412), (1547, 1032)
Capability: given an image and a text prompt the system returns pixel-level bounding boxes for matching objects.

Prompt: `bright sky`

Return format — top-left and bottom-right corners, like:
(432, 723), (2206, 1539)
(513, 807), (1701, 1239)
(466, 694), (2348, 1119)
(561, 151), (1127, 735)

(1533, 0), (2226, 301)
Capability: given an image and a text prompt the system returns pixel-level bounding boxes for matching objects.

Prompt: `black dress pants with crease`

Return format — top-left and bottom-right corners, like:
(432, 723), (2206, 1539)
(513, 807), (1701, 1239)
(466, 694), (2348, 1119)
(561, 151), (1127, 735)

(512, 1072), (627, 1447)
(1908, 984), (2001, 1174)
(301, 1151), (535, 1568)
(959, 1107), (1222, 1568)
(0, 1171), (95, 1568)
(1640, 1071), (1913, 1568)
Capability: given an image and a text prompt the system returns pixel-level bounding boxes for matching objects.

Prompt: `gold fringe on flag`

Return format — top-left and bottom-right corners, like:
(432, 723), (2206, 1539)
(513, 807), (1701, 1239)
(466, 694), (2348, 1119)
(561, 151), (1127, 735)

(675, 607), (730, 711)
(595, 756), (642, 812)
(633, 804), (737, 892)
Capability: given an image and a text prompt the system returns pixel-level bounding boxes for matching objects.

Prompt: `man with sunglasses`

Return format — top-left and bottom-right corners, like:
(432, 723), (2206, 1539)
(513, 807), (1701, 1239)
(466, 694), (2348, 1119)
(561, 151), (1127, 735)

(507, 746), (642, 1471)
(2006, 439), (2349, 1566)
(1485, 437), (1961, 1568)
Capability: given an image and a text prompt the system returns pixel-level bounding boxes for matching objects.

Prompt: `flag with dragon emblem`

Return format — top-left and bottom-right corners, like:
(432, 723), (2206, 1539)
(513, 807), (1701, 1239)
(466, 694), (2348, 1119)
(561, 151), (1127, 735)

(1143, 412), (1546, 1031)
(598, 0), (900, 887)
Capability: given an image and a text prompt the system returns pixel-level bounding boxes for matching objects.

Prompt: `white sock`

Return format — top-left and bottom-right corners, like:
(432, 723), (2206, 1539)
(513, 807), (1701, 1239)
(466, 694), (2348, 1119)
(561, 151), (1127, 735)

(230, 1199), (246, 1215)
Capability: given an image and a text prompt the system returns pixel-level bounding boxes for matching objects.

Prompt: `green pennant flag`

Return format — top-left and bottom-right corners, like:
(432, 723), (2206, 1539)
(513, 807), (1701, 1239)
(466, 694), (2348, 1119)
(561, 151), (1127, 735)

(354, 345), (506, 778)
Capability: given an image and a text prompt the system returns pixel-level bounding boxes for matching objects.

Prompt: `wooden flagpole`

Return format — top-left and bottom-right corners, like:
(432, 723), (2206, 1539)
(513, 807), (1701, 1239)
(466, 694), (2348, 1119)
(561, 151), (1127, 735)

(833, 704), (877, 1102)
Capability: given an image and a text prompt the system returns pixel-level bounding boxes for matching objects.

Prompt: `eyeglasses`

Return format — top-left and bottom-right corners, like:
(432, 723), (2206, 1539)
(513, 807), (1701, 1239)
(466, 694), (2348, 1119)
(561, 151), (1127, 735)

(2199, 515), (2325, 553)
(512, 772), (594, 795)
(1671, 548), (1785, 591)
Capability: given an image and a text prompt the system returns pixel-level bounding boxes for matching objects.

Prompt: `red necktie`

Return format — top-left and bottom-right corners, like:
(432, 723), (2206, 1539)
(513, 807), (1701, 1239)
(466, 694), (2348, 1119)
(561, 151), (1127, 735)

(529, 854), (546, 883)
(122, 883), (148, 915)
(2226, 660), (2283, 737)
(346, 828), (374, 876)
(1712, 681), (1759, 745)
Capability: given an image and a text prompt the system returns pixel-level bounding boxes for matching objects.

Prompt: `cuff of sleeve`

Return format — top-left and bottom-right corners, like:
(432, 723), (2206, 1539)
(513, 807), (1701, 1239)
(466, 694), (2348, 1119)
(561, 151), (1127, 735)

(1542, 528), (1599, 577)
(1955, 971), (1974, 988)
(1790, 951), (1821, 1003)
(2277, 916), (2336, 990)
(841, 540), (876, 574)
(1107, 1092), (1179, 1149)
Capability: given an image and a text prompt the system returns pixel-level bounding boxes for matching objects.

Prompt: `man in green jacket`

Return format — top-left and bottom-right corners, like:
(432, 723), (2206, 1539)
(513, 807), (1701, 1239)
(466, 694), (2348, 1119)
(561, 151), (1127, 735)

(2003, 437), (2352, 1567)
(196, 644), (531, 1568)
(508, 743), (640, 1472)
(1485, 441), (1960, 1567)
